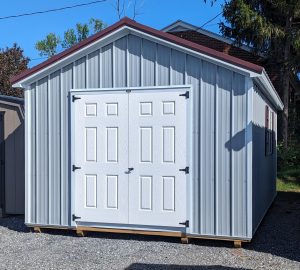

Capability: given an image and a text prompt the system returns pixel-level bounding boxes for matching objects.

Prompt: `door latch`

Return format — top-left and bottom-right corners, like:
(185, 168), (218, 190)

(179, 220), (189, 227)
(125, 167), (134, 174)
(72, 214), (81, 221)
(72, 96), (81, 102)
(72, 165), (81, 172)
(179, 166), (189, 174)
(179, 91), (189, 99)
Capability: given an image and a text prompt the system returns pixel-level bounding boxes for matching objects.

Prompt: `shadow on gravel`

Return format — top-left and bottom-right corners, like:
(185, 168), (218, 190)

(243, 191), (300, 263)
(125, 264), (250, 270)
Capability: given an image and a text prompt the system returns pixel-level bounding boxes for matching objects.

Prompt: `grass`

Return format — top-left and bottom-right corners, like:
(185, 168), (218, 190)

(277, 167), (300, 192)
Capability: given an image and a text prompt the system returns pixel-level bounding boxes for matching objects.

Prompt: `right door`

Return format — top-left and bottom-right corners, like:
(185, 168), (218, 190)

(128, 89), (188, 227)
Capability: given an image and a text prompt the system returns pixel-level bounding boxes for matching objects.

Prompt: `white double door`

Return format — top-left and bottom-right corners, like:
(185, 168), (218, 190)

(73, 89), (188, 228)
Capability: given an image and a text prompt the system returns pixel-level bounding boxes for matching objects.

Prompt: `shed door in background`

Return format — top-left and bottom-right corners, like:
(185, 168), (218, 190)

(128, 91), (188, 227)
(74, 93), (129, 224)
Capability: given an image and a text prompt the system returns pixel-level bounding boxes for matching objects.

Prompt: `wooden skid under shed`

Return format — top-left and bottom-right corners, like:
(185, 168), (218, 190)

(30, 226), (248, 247)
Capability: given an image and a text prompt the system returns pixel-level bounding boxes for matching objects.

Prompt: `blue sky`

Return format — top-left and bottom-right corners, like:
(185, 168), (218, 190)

(0, 0), (224, 67)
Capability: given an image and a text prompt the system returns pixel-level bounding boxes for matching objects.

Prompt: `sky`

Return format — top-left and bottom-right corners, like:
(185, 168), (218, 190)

(0, 0), (225, 67)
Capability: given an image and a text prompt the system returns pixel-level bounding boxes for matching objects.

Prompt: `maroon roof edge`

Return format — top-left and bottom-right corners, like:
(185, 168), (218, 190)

(11, 17), (264, 84)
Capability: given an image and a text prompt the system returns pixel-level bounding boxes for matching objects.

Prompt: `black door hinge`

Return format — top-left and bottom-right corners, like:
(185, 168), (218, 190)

(72, 96), (81, 102)
(72, 165), (81, 172)
(179, 220), (189, 227)
(179, 91), (189, 99)
(72, 214), (81, 221)
(179, 166), (189, 174)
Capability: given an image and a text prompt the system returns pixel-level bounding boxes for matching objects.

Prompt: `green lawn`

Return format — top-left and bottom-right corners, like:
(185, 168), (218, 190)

(277, 167), (300, 192)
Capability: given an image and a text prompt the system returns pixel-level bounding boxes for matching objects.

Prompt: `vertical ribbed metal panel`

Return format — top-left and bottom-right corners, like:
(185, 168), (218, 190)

(128, 35), (141, 87)
(215, 67), (232, 236)
(142, 39), (155, 86)
(61, 64), (73, 226)
(231, 73), (247, 237)
(200, 61), (216, 235)
(36, 77), (49, 224)
(74, 57), (86, 88)
(186, 55), (201, 233)
(114, 37), (127, 87)
(157, 44), (170, 86)
(87, 50), (100, 88)
(102, 44), (113, 88)
(49, 71), (61, 225)
(171, 50), (185, 85)
(27, 83), (37, 224)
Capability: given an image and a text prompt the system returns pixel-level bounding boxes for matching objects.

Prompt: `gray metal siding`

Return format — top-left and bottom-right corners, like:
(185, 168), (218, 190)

(61, 64), (73, 226)
(49, 71), (61, 225)
(200, 61), (216, 235)
(87, 50), (100, 88)
(252, 84), (277, 234)
(36, 77), (49, 224)
(231, 73), (247, 237)
(215, 67), (232, 236)
(26, 33), (251, 238)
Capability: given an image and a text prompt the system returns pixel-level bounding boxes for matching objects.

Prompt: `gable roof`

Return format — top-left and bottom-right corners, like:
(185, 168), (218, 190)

(10, 17), (283, 110)
(11, 17), (264, 85)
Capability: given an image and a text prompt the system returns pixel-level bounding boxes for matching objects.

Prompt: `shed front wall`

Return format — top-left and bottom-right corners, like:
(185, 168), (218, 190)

(26, 33), (250, 238)
(0, 102), (25, 215)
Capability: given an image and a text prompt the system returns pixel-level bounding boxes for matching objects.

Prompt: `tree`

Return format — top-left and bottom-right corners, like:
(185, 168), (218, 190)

(35, 33), (61, 58)
(219, 0), (300, 147)
(35, 18), (106, 58)
(113, 0), (143, 19)
(0, 44), (29, 97)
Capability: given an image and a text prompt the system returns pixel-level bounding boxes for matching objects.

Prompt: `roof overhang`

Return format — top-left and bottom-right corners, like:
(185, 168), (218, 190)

(11, 17), (283, 111)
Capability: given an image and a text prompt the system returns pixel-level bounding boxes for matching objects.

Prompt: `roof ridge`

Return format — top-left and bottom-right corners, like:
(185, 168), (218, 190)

(11, 18), (263, 84)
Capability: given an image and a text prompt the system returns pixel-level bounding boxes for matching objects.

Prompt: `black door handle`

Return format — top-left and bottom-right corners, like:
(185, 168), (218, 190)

(125, 168), (134, 174)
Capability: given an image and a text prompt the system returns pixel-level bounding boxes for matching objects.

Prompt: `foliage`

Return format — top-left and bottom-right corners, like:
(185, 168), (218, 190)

(219, 0), (300, 146)
(277, 177), (300, 192)
(0, 44), (29, 97)
(35, 18), (106, 58)
(277, 141), (300, 192)
(277, 142), (300, 171)
(35, 33), (61, 58)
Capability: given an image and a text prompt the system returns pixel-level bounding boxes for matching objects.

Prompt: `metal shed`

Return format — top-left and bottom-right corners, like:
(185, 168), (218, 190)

(12, 18), (283, 244)
(0, 95), (25, 217)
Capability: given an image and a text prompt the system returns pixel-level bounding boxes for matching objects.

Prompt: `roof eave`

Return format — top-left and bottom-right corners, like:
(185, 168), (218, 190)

(253, 69), (284, 111)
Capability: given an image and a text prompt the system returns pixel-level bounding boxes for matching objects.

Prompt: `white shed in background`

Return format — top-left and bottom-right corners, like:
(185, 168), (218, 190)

(12, 18), (283, 245)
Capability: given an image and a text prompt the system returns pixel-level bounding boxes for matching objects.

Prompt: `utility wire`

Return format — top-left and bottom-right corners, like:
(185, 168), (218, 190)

(201, 11), (223, 28)
(0, 0), (107, 21)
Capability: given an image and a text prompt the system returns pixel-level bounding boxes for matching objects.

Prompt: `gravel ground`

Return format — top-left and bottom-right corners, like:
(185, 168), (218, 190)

(0, 192), (299, 270)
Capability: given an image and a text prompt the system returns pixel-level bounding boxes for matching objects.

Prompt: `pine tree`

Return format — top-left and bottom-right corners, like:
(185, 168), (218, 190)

(219, 0), (300, 147)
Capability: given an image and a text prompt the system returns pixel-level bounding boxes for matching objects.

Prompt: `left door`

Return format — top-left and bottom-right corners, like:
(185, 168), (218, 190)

(73, 92), (129, 224)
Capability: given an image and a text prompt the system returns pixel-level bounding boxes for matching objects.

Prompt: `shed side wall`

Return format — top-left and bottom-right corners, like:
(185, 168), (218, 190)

(252, 84), (277, 234)
(26, 34), (249, 238)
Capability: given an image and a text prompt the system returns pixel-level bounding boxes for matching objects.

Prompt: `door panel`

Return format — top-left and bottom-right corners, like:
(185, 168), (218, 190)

(74, 93), (129, 224)
(128, 90), (188, 227)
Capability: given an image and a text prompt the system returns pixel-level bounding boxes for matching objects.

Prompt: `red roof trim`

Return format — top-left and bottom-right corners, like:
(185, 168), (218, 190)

(11, 17), (263, 84)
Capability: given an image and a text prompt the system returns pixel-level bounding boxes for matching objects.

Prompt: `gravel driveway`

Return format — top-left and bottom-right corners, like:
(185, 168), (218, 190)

(0, 192), (299, 270)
